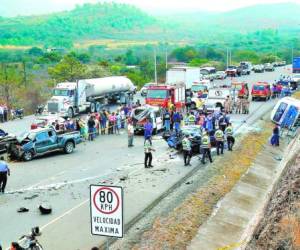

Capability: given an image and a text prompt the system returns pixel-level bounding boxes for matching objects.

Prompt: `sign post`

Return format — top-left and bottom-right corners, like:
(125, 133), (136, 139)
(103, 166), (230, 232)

(90, 185), (124, 245)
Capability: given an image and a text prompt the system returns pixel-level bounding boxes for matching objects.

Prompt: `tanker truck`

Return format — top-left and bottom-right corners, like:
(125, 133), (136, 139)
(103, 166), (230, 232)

(44, 76), (136, 118)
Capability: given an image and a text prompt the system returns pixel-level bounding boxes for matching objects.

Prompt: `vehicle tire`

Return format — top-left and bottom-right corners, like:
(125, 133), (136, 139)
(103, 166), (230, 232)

(95, 102), (101, 113)
(216, 103), (223, 109)
(64, 141), (74, 154)
(90, 103), (96, 113)
(68, 107), (74, 118)
(23, 151), (33, 161)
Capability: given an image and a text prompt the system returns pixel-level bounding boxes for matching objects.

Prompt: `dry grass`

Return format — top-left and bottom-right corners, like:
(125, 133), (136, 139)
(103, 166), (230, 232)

(132, 123), (272, 250)
(293, 91), (300, 100)
(0, 45), (33, 50)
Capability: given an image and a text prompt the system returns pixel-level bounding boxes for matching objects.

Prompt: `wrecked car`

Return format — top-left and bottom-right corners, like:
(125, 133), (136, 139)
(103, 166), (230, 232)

(10, 127), (82, 161)
(162, 125), (202, 153)
(132, 105), (163, 134)
(0, 130), (18, 157)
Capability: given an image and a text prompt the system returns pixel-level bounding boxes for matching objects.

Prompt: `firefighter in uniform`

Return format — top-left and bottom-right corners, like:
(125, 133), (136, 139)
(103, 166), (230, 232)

(188, 112), (196, 125)
(201, 131), (213, 164)
(182, 134), (192, 166)
(225, 123), (235, 151)
(214, 127), (224, 155)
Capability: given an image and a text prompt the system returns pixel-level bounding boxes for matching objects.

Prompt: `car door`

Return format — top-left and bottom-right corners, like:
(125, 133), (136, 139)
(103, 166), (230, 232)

(35, 131), (51, 154)
(47, 130), (58, 151)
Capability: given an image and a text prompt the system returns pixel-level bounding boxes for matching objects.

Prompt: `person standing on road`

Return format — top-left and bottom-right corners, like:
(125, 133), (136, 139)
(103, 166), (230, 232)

(0, 157), (10, 193)
(144, 119), (153, 144)
(127, 119), (134, 147)
(201, 131), (213, 164)
(182, 134), (192, 166)
(144, 136), (155, 168)
(163, 109), (171, 132)
(87, 115), (96, 141)
(225, 123), (235, 151)
(0, 105), (3, 123)
(271, 124), (280, 146)
(214, 127), (224, 155)
(173, 111), (182, 135)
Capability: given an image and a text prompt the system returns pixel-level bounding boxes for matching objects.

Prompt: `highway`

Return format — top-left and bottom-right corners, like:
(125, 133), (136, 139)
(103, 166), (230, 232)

(0, 65), (292, 249)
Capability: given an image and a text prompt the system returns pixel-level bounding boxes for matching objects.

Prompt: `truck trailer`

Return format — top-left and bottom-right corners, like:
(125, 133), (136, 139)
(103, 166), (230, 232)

(44, 76), (136, 117)
(166, 66), (201, 89)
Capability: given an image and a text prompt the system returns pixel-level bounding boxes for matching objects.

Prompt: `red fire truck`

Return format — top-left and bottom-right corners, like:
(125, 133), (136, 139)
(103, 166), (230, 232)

(145, 83), (185, 110)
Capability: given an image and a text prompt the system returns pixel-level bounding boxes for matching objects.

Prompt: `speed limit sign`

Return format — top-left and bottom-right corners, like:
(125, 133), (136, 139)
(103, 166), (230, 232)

(90, 185), (124, 237)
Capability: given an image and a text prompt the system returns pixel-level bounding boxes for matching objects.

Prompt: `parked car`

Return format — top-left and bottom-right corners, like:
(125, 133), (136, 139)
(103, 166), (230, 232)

(215, 71), (227, 80)
(10, 128), (82, 161)
(251, 82), (271, 101)
(140, 83), (156, 97)
(264, 63), (275, 72)
(253, 64), (265, 73)
(225, 66), (239, 77)
(31, 115), (65, 130)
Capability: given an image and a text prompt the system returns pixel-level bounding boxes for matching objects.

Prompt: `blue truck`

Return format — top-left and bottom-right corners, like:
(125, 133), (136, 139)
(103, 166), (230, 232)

(292, 57), (300, 73)
(10, 127), (82, 161)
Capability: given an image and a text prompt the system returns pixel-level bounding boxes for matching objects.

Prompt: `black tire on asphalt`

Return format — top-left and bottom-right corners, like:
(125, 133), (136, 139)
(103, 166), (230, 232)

(23, 151), (33, 161)
(64, 141), (74, 154)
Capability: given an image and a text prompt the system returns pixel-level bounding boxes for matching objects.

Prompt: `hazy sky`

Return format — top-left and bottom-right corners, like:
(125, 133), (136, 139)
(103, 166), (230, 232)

(1, 0), (300, 16)
(57, 0), (300, 12)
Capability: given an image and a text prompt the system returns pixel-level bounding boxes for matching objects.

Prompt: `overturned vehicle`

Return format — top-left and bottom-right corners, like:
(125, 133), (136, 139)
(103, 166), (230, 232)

(162, 125), (203, 153)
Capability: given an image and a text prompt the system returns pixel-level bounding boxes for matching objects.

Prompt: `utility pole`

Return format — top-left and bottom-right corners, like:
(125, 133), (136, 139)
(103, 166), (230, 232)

(22, 61), (27, 87)
(165, 45), (168, 70)
(226, 48), (229, 68)
(154, 47), (158, 84)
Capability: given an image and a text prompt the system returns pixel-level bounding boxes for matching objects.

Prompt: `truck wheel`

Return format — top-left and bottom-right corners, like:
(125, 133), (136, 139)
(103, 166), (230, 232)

(64, 141), (74, 154)
(90, 103), (96, 113)
(68, 108), (74, 118)
(23, 151), (33, 161)
(95, 102), (101, 113)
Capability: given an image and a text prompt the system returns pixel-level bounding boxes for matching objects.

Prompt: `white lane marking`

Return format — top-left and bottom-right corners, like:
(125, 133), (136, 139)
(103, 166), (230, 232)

(40, 198), (89, 230)
(27, 171), (66, 189)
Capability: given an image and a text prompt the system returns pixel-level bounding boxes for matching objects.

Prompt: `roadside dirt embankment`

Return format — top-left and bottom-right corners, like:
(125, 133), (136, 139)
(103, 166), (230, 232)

(246, 153), (300, 250)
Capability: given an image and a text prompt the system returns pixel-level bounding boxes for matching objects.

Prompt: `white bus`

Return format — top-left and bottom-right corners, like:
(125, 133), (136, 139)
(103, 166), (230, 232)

(270, 97), (300, 128)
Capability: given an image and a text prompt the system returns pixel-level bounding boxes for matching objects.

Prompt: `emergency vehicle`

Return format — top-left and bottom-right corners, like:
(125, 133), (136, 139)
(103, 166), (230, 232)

(145, 83), (185, 110)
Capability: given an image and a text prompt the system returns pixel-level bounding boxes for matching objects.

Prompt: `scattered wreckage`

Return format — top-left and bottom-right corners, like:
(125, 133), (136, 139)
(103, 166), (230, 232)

(162, 125), (203, 153)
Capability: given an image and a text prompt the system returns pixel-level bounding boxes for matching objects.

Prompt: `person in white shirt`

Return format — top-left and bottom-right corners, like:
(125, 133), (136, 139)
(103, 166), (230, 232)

(0, 106), (3, 123)
(127, 119), (134, 147)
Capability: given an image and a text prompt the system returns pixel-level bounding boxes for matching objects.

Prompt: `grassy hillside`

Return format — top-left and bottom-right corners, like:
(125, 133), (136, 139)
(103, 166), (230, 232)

(0, 3), (158, 47)
(0, 2), (300, 48)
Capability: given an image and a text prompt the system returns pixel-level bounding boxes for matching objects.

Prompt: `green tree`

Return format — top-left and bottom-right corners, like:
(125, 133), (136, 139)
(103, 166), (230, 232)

(28, 47), (44, 57)
(48, 54), (87, 82)
(0, 63), (22, 108)
(188, 58), (209, 67)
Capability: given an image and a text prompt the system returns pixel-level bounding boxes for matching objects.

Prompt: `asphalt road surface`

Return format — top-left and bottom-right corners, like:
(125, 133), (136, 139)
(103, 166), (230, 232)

(0, 65), (292, 249)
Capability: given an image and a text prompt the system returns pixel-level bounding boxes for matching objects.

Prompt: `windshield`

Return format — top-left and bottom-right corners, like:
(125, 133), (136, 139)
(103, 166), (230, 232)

(228, 66), (236, 69)
(254, 85), (265, 91)
(147, 89), (168, 99)
(53, 89), (70, 96)
(191, 85), (206, 92)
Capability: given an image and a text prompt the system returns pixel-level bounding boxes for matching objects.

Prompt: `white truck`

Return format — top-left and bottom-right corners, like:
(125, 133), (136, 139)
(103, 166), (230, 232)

(204, 88), (233, 111)
(44, 76), (136, 117)
(166, 66), (201, 89)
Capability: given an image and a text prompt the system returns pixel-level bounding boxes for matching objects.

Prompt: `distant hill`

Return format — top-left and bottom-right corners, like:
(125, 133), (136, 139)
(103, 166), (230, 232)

(0, 2), (300, 48)
(0, 3), (158, 47)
